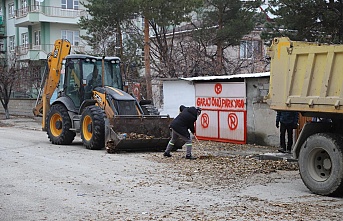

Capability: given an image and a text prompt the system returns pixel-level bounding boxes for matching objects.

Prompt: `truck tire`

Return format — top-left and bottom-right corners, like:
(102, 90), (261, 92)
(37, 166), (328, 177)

(80, 105), (105, 150)
(139, 100), (159, 115)
(47, 104), (76, 145)
(298, 133), (343, 196)
(141, 104), (160, 115)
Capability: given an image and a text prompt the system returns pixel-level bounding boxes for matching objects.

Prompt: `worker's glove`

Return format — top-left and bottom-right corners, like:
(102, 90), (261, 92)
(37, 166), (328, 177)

(190, 133), (195, 140)
(276, 122), (279, 128)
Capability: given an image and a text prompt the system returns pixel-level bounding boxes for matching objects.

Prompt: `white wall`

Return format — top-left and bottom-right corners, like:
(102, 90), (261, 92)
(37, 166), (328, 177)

(246, 77), (279, 146)
(160, 80), (195, 118)
(160, 77), (279, 147)
(49, 23), (90, 52)
(49, 23), (82, 41)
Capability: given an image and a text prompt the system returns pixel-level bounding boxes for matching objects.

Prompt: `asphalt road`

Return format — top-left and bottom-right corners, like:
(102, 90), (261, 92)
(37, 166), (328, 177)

(1, 126), (175, 220)
(1, 118), (343, 220)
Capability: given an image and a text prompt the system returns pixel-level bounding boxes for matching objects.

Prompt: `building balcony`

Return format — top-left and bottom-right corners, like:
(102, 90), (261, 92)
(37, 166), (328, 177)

(14, 5), (87, 27)
(14, 44), (85, 60)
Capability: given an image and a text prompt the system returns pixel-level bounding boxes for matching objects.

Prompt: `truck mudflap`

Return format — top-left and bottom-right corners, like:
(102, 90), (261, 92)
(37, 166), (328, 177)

(105, 115), (185, 153)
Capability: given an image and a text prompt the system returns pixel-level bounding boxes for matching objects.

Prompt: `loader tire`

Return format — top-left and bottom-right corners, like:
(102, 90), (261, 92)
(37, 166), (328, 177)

(81, 105), (106, 150)
(141, 104), (160, 115)
(298, 133), (343, 196)
(46, 104), (76, 145)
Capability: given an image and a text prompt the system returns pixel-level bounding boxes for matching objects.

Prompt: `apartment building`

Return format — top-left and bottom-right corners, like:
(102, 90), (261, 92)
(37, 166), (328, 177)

(0, 0), (88, 98)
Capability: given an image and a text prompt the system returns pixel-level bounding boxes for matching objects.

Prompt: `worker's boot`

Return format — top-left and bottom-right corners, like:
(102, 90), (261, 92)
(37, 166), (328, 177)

(186, 155), (197, 160)
(278, 145), (286, 153)
(163, 152), (172, 157)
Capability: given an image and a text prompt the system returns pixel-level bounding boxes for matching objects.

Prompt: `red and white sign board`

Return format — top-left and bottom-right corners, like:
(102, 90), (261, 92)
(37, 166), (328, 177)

(195, 83), (246, 143)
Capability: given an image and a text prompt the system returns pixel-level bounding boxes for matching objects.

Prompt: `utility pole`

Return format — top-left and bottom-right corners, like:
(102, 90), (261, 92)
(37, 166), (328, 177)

(144, 16), (152, 100)
(340, 0), (343, 43)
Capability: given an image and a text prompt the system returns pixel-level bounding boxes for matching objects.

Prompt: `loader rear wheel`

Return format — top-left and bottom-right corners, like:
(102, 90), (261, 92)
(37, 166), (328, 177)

(81, 105), (105, 150)
(47, 104), (76, 145)
(298, 133), (343, 196)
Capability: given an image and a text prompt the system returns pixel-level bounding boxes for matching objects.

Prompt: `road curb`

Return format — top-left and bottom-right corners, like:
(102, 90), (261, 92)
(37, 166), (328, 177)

(258, 152), (298, 162)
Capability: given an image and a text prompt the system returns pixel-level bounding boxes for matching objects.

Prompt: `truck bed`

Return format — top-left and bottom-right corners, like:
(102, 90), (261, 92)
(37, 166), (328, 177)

(266, 37), (343, 116)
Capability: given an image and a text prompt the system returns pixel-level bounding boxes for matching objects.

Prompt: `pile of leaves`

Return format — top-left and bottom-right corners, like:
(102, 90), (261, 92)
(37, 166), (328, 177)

(147, 141), (299, 188)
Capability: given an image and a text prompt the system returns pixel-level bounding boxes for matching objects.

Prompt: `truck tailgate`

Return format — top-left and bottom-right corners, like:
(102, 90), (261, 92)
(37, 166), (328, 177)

(266, 37), (343, 114)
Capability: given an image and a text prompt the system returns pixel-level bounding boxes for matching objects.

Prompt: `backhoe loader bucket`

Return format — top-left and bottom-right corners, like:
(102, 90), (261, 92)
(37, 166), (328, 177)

(105, 115), (185, 153)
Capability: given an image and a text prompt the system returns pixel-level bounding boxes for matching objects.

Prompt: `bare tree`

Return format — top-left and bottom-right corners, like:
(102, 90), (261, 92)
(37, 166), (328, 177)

(0, 53), (20, 119)
(26, 60), (45, 99)
(150, 29), (268, 79)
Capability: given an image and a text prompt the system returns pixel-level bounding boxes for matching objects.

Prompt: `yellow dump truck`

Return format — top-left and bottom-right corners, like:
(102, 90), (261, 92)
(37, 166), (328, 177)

(266, 37), (343, 196)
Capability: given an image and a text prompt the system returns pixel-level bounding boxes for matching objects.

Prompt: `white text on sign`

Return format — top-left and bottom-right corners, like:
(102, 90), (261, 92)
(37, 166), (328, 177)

(196, 97), (245, 110)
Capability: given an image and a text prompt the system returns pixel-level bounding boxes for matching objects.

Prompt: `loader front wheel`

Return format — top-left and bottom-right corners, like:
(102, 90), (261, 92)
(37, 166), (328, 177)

(299, 133), (343, 196)
(47, 104), (76, 145)
(81, 105), (105, 150)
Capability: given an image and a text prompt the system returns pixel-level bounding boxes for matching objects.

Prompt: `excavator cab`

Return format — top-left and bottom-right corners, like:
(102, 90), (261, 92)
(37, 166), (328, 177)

(97, 57), (123, 90)
(62, 55), (96, 108)
(62, 55), (124, 108)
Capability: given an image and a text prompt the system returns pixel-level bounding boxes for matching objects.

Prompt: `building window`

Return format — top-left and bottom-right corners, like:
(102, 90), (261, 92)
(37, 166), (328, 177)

(8, 3), (15, 18)
(16, 0), (28, 17)
(20, 0), (28, 9)
(33, 0), (40, 10)
(61, 30), (79, 46)
(61, 0), (79, 10)
(9, 36), (15, 51)
(0, 7), (2, 25)
(34, 31), (41, 45)
(240, 40), (262, 59)
(0, 39), (4, 52)
(22, 33), (28, 48)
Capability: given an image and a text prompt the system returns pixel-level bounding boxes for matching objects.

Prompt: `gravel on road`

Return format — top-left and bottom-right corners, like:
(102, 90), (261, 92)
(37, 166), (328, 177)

(1, 114), (343, 220)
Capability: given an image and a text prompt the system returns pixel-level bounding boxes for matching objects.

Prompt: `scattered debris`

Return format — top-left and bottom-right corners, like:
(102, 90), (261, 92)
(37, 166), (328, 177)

(148, 140), (299, 188)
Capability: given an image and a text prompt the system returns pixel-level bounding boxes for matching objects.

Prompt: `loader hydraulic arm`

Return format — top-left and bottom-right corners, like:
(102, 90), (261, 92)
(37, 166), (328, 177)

(32, 39), (71, 130)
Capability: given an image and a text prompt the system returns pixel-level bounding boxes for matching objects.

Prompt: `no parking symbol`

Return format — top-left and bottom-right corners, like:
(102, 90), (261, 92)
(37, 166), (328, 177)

(228, 113), (238, 130)
(201, 113), (209, 128)
(214, 83), (222, 95)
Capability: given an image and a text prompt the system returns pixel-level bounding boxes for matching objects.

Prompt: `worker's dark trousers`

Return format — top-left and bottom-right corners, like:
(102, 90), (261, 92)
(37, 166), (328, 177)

(165, 129), (192, 156)
(280, 123), (293, 151)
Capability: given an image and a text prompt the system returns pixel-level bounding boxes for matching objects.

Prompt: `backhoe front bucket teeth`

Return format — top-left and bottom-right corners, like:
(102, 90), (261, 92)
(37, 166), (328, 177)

(105, 115), (185, 153)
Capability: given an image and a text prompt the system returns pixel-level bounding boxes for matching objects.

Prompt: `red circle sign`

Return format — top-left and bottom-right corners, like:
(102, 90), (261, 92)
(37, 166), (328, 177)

(228, 113), (238, 130)
(201, 113), (209, 128)
(133, 87), (139, 97)
(214, 83), (222, 94)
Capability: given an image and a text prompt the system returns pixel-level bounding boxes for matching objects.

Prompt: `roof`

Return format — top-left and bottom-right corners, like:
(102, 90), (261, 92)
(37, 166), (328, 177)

(66, 54), (98, 59)
(97, 56), (121, 61)
(181, 72), (270, 81)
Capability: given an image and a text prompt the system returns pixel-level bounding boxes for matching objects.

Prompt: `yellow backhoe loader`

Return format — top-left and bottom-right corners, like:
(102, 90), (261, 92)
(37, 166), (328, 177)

(33, 39), (184, 152)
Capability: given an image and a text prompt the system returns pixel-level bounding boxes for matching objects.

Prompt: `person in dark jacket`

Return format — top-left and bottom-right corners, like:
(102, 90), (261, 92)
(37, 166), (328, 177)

(164, 105), (201, 159)
(276, 111), (299, 153)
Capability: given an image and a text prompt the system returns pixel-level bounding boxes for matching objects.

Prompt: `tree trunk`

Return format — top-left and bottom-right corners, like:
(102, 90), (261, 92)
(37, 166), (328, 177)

(144, 17), (152, 100)
(5, 108), (9, 119)
(117, 24), (126, 83)
(216, 43), (223, 74)
(216, 14), (224, 75)
(0, 95), (10, 119)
